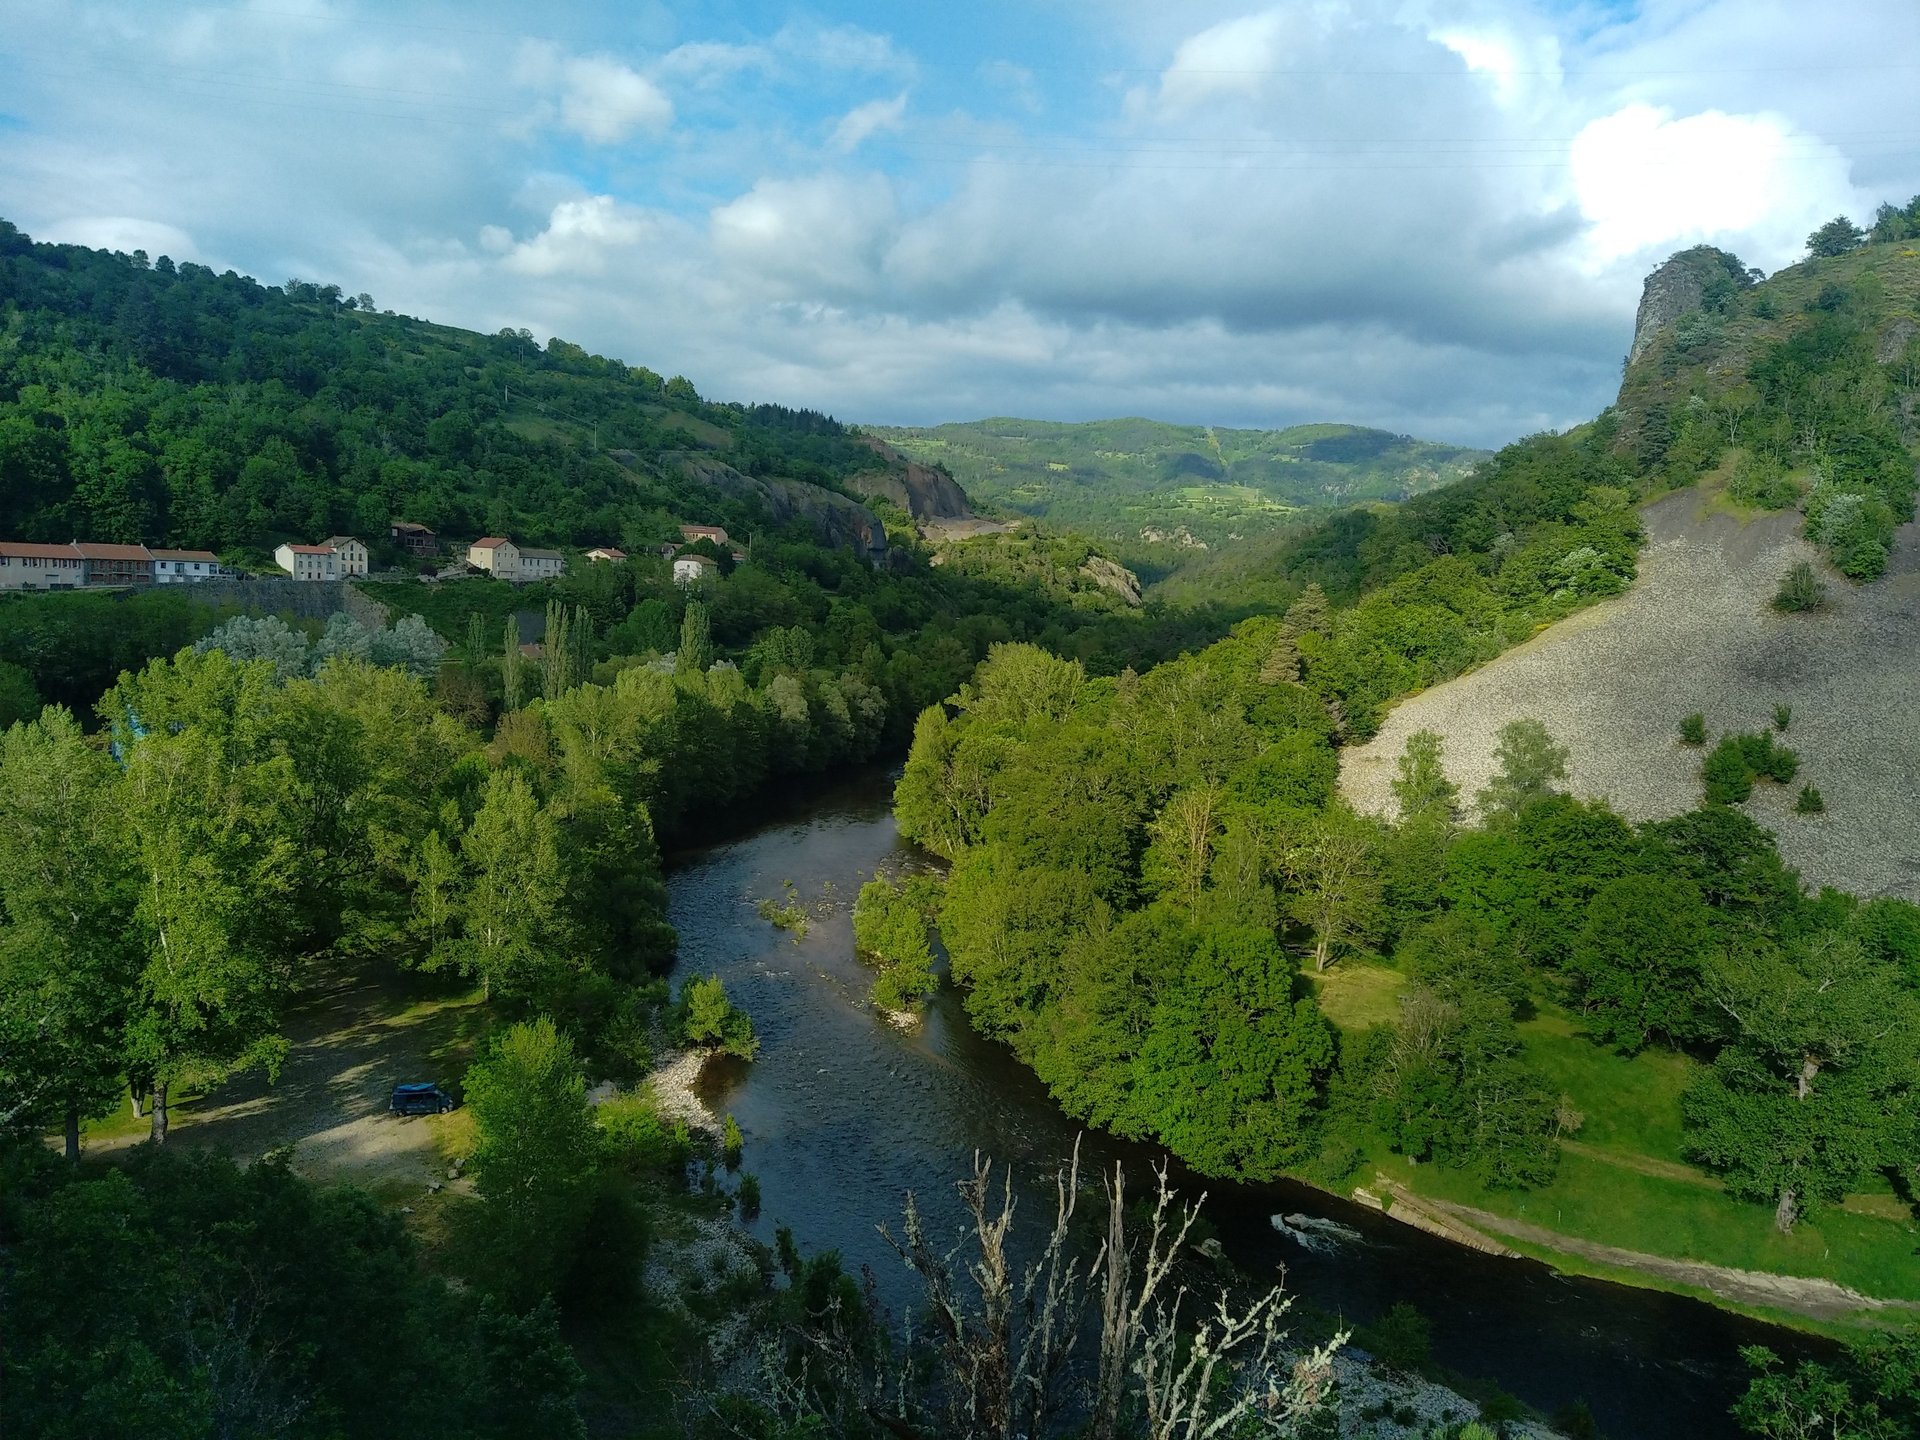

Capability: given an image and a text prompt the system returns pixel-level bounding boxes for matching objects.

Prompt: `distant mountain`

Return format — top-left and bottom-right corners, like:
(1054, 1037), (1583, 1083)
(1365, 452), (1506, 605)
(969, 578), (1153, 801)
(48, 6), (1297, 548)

(868, 417), (1489, 551)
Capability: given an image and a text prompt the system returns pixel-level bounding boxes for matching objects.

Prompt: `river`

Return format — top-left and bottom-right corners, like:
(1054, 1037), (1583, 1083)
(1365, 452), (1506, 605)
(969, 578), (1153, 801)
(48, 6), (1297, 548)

(667, 766), (1820, 1440)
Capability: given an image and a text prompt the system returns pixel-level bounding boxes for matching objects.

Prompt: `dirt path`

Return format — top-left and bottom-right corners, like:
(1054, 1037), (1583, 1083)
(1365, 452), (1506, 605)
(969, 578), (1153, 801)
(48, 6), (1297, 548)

(1420, 1195), (1920, 1322)
(92, 971), (485, 1192)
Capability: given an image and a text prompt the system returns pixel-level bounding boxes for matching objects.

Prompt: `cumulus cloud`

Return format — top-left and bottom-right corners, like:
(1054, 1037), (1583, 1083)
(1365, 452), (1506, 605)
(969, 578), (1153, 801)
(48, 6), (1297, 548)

(499, 196), (657, 276)
(0, 0), (1914, 446)
(829, 93), (908, 152)
(1570, 104), (1857, 264)
(556, 55), (673, 143)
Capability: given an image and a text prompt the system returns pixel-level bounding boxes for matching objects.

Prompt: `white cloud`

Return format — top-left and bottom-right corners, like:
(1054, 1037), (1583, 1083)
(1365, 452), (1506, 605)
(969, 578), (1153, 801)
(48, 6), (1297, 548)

(830, 93), (908, 152)
(1570, 104), (1857, 265)
(500, 196), (656, 277)
(38, 215), (199, 262)
(710, 174), (899, 300)
(1157, 9), (1287, 108)
(558, 55), (673, 144)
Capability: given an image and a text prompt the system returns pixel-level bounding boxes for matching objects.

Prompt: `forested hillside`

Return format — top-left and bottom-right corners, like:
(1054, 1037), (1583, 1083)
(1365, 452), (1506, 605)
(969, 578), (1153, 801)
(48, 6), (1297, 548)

(1614, 202), (1920, 579)
(0, 218), (911, 561)
(896, 627), (1920, 1273)
(874, 416), (1486, 554)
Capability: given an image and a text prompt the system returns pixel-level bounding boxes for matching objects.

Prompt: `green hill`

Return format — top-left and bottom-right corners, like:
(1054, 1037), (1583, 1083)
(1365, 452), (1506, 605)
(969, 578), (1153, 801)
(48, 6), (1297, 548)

(0, 218), (932, 566)
(1613, 215), (1920, 579)
(868, 417), (1488, 552)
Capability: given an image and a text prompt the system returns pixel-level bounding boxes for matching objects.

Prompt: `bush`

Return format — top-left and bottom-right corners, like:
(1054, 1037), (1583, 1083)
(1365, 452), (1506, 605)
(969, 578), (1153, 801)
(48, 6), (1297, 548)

(1796, 785), (1826, 814)
(1772, 561), (1827, 612)
(1706, 730), (1799, 804)
(722, 1113), (744, 1169)
(1359, 1301), (1432, 1374)
(597, 1092), (693, 1174)
(1772, 703), (1792, 732)
(737, 1172), (761, 1217)
(1728, 453), (1797, 510)
(1679, 712), (1707, 745)
(1703, 737), (1755, 805)
(677, 974), (759, 1060)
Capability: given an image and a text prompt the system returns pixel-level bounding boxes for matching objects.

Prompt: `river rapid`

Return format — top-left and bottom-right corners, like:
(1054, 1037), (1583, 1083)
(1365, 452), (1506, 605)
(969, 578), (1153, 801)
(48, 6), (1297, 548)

(666, 767), (1821, 1440)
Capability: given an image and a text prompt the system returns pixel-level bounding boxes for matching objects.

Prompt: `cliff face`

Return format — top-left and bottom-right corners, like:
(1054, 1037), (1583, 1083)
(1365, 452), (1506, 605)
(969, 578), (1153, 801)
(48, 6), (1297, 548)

(1626, 245), (1746, 366)
(671, 454), (894, 565)
(845, 437), (977, 524)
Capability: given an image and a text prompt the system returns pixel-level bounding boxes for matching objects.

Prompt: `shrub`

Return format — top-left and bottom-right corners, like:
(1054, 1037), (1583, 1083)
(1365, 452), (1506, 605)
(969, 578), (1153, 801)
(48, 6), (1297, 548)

(677, 974), (759, 1060)
(737, 1172), (761, 1217)
(1702, 737), (1755, 805)
(1796, 785), (1826, 814)
(598, 1091), (693, 1174)
(1772, 703), (1792, 732)
(1705, 731), (1799, 804)
(1728, 453), (1797, 510)
(1359, 1301), (1432, 1374)
(1772, 561), (1827, 612)
(1679, 712), (1707, 745)
(722, 1113), (744, 1169)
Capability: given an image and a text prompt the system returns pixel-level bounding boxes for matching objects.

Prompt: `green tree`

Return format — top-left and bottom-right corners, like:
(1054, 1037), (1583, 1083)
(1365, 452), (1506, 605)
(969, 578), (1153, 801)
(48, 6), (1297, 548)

(1567, 874), (1714, 1051)
(1390, 729), (1458, 823)
(501, 616), (527, 710)
(1684, 934), (1920, 1230)
(120, 726), (298, 1142)
(0, 660), (43, 727)
(457, 770), (567, 1002)
(678, 973), (758, 1059)
(0, 710), (140, 1152)
(1474, 718), (1569, 821)
(1134, 925), (1336, 1178)
(1281, 803), (1383, 971)
(1806, 214), (1865, 257)
(676, 600), (712, 676)
(463, 1018), (602, 1306)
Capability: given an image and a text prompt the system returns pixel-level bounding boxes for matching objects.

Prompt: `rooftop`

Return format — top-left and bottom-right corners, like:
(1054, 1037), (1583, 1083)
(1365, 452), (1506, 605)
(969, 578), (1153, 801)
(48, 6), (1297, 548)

(150, 548), (221, 562)
(469, 536), (510, 550)
(0, 541), (82, 560)
(71, 542), (151, 560)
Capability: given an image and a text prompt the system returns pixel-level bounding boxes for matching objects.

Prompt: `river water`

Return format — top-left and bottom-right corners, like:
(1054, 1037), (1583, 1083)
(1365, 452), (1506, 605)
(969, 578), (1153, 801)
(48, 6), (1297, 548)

(668, 767), (1819, 1440)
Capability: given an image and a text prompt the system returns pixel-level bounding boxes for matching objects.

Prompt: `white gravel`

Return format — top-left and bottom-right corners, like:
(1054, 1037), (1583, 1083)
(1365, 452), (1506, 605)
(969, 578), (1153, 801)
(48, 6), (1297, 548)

(1341, 489), (1920, 902)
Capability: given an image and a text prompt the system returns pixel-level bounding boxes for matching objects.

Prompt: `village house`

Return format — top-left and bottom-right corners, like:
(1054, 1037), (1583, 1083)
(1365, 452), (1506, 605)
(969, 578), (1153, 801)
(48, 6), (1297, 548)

(275, 542), (338, 581)
(585, 546), (627, 563)
(390, 521), (438, 556)
(72, 541), (154, 587)
(673, 552), (719, 585)
(0, 542), (87, 591)
(150, 548), (229, 584)
(465, 536), (520, 580)
(325, 536), (368, 577)
(518, 546), (566, 582)
(679, 524), (729, 547)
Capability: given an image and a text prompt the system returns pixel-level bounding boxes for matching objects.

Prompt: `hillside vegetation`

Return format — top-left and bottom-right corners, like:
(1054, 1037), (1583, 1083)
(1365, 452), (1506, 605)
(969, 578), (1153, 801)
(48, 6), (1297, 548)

(872, 416), (1486, 554)
(1615, 204), (1920, 580)
(0, 217), (913, 563)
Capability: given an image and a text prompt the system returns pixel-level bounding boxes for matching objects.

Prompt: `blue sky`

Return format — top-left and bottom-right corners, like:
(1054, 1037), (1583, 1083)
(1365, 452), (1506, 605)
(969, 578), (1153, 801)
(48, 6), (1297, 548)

(2, 1), (1916, 447)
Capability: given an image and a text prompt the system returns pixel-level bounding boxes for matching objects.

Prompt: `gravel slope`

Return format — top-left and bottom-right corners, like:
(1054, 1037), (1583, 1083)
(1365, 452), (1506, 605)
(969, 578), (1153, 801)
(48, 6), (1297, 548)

(1340, 487), (1920, 901)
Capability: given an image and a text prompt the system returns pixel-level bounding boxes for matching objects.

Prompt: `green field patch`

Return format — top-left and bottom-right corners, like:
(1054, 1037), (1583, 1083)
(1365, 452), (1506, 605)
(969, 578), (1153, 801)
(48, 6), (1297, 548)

(1307, 960), (1406, 1031)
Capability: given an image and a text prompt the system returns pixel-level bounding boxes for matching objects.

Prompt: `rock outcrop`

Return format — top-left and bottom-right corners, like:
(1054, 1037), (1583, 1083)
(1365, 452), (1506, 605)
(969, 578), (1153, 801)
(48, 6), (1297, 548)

(669, 453), (894, 566)
(845, 437), (977, 525)
(1078, 554), (1143, 606)
(1626, 245), (1745, 366)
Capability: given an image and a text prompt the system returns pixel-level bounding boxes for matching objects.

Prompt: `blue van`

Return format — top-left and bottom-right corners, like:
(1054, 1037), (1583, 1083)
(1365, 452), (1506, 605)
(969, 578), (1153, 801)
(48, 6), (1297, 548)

(389, 1082), (454, 1116)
